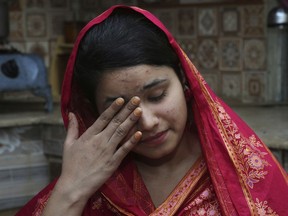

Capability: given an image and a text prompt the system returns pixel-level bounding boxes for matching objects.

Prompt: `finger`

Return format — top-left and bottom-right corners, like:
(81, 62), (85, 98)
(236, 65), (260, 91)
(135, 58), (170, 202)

(108, 107), (142, 147)
(64, 112), (79, 148)
(112, 131), (142, 163)
(86, 97), (125, 136)
(104, 96), (140, 137)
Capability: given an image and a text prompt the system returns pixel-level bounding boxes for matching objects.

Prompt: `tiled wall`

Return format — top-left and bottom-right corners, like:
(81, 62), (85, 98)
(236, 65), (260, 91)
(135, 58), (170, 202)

(7, 0), (273, 104)
(149, 4), (267, 105)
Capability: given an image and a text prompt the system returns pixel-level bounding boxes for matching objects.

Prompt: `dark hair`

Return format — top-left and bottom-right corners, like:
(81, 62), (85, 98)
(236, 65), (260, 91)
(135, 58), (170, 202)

(74, 8), (180, 105)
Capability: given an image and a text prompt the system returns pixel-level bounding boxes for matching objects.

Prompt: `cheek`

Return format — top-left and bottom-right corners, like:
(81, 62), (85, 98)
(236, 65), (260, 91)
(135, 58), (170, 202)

(163, 100), (187, 125)
(167, 95), (188, 125)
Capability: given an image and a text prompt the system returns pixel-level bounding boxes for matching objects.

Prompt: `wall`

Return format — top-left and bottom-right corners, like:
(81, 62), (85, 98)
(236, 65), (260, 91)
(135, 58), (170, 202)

(7, 0), (276, 105)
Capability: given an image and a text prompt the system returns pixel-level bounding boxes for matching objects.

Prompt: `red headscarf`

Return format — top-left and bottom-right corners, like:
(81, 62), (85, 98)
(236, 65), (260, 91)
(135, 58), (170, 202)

(17, 5), (287, 216)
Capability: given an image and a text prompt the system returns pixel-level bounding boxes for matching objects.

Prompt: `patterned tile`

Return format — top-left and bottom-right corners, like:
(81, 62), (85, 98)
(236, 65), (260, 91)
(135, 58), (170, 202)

(26, 41), (50, 66)
(49, 0), (69, 9)
(243, 39), (266, 70)
(197, 38), (218, 70)
(177, 8), (196, 37)
(26, 12), (47, 38)
(219, 38), (242, 71)
(48, 12), (67, 38)
(201, 72), (219, 94)
(138, 0), (161, 5)
(79, 11), (99, 22)
(197, 8), (218, 36)
(221, 73), (242, 100)
(162, 0), (179, 3)
(81, 0), (100, 10)
(101, 0), (119, 9)
(139, 0), (179, 5)
(180, 0), (224, 3)
(9, 0), (23, 11)
(220, 7), (241, 35)
(242, 71), (266, 103)
(25, 0), (47, 9)
(101, 0), (138, 8)
(119, 0), (138, 5)
(100, 0), (137, 10)
(153, 9), (177, 35)
(242, 5), (265, 37)
(177, 37), (198, 66)
(9, 12), (24, 41)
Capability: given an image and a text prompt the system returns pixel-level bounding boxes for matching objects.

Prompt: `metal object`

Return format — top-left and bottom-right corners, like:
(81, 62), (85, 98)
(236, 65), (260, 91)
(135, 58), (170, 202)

(267, 1), (288, 103)
(267, 6), (288, 28)
(0, 53), (53, 112)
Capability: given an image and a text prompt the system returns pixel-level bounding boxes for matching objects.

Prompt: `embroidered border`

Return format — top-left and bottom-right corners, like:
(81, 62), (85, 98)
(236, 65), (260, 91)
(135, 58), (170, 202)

(214, 102), (271, 189)
(255, 198), (279, 216)
(151, 158), (206, 215)
(32, 191), (52, 216)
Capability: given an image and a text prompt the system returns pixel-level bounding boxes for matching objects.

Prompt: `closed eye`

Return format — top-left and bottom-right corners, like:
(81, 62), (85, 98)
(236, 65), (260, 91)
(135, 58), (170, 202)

(148, 90), (167, 102)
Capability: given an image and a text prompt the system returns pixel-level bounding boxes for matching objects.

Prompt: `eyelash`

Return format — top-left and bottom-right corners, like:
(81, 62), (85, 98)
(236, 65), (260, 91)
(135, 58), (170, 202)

(149, 90), (167, 102)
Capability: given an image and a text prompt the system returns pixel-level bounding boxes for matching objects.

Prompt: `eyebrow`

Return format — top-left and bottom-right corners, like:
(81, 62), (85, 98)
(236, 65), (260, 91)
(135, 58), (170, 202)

(104, 78), (168, 105)
(142, 78), (167, 91)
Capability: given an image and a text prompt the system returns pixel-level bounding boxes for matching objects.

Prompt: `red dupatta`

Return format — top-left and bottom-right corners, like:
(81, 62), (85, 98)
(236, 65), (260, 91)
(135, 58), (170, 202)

(16, 5), (287, 216)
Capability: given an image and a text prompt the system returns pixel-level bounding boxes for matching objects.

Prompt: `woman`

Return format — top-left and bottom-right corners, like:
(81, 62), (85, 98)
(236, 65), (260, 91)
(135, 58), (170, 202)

(16, 5), (287, 216)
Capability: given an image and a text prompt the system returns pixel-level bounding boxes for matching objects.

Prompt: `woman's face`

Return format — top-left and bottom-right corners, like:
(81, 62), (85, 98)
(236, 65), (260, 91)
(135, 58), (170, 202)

(95, 65), (188, 159)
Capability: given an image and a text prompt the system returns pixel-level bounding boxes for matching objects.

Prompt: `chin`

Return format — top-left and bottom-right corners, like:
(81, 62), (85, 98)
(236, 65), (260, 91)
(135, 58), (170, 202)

(132, 144), (178, 161)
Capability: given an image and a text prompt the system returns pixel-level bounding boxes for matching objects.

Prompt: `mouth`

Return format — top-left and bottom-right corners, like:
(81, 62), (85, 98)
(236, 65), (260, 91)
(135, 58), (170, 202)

(140, 130), (169, 146)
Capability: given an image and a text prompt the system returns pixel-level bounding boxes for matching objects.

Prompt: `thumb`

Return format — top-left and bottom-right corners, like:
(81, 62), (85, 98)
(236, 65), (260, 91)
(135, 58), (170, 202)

(65, 112), (79, 147)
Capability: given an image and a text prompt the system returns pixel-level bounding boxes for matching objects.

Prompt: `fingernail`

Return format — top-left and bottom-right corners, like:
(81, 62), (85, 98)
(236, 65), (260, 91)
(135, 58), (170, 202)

(133, 107), (142, 117)
(131, 96), (140, 105)
(116, 97), (125, 106)
(68, 112), (73, 121)
(134, 131), (142, 140)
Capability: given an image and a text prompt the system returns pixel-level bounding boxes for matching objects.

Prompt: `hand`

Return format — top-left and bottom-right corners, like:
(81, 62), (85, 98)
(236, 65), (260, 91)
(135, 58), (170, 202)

(57, 96), (142, 202)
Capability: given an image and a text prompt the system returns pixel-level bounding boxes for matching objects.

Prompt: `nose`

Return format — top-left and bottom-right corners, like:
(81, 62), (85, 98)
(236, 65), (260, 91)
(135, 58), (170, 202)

(137, 104), (158, 131)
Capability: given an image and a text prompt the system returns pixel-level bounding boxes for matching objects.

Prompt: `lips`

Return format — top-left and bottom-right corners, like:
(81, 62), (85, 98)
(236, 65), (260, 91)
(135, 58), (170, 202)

(140, 130), (169, 146)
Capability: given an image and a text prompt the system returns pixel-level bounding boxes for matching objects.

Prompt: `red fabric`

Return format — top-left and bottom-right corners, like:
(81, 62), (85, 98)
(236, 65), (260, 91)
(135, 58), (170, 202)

(16, 5), (287, 216)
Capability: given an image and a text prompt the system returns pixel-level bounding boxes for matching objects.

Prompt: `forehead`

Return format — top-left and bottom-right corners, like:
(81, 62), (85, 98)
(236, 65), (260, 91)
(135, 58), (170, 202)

(97, 65), (174, 94)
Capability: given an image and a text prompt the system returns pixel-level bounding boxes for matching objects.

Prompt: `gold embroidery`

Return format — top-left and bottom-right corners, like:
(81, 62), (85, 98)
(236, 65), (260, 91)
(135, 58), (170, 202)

(32, 191), (52, 216)
(181, 52), (258, 214)
(92, 197), (103, 210)
(183, 184), (221, 216)
(255, 198), (279, 216)
(151, 157), (206, 215)
(215, 101), (271, 189)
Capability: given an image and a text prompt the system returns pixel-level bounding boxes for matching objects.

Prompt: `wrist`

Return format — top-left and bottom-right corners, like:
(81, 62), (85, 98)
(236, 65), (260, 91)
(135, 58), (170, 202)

(53, 178), (90, 207)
